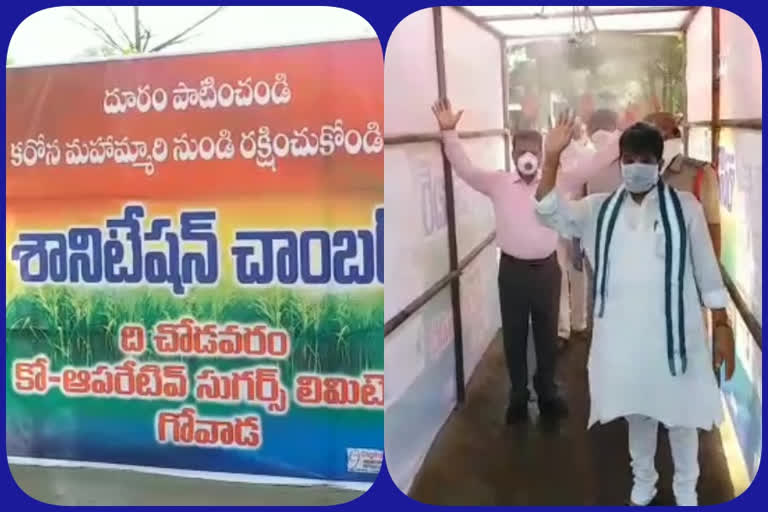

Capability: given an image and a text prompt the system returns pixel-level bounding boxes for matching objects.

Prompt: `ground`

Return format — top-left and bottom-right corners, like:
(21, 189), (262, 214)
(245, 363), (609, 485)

(10, 465), (364, 506)
(407, 333), (735, 506)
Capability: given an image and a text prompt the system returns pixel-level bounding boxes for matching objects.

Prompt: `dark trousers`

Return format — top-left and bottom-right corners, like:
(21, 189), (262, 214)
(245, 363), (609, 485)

(498, 251), (561, 405)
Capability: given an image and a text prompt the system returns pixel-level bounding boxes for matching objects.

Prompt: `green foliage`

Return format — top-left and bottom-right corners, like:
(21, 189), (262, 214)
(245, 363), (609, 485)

(509, 33), (685, 115)
(6, 286), (383, 379)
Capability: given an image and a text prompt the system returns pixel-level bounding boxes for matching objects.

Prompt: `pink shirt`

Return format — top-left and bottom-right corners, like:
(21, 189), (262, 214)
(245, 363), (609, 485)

(442, 131), (622, 259)
(442, 131), (558, 259)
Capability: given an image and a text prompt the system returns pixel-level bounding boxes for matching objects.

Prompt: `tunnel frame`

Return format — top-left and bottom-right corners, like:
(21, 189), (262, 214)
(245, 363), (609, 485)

(384, 4), (761, 410)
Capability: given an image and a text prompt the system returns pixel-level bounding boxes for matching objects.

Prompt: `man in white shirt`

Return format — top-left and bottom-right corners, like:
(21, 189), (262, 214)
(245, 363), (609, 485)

(534, 116), (735, 506)
(556, 131), (592, 340)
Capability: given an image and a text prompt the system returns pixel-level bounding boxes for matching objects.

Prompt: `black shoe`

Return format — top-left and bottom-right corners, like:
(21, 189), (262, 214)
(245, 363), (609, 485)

(538, 395), (569, 420)
(505, 401), (529, 425)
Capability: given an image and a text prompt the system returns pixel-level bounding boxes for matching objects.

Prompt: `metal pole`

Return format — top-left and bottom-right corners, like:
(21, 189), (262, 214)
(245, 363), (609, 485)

(682, 29), (690, 156)
(481, 6), (692, 22)
(433, 6), (466, 404)
(711, 7), (721, 168)
(711, 7), (721, 387)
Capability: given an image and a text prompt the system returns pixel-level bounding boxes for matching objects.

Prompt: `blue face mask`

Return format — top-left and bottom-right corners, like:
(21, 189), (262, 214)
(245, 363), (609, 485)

(620, 162), (659, 193)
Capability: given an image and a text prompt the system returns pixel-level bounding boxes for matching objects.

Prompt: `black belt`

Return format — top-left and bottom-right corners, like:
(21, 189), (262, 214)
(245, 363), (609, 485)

(500, 251), (556, 266)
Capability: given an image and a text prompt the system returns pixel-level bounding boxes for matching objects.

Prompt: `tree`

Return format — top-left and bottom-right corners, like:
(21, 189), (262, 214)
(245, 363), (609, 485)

(508, 33), (685, 124)
(77, 45), (119, 59)
(68, 6), (225, 55)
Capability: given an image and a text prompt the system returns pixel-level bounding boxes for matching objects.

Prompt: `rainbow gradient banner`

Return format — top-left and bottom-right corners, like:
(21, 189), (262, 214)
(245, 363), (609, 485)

(716, 129), (762, 483)
(6, 39), (384, 483)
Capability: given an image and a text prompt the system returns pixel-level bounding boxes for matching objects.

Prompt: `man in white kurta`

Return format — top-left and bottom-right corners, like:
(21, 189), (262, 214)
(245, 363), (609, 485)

(535, 118), (735, 506)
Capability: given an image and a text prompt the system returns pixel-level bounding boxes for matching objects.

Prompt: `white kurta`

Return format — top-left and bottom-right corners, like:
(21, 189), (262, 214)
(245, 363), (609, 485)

(536, 187), (727, 430)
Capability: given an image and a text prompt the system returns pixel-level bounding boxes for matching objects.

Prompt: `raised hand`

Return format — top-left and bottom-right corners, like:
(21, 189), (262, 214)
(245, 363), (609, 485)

(544, 110), (576, 159)
(431, 98), (464, 131)
(536, 110), (575, 201)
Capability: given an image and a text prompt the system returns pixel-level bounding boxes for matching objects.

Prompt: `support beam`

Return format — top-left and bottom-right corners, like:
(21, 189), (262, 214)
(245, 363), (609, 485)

(385, 129), (508, 146)
(711, 8), (721, 169)
(383, 270), (460, 338)
(383, 232), (497, 338)
(433, 6), (466, 405)
(504, 28), (682, 40)
(451, 6), (505, 40)
(479, 6), (692, 22)
(687, 119), (762, 130)
(721, 267), (763, 350)
(681, 6), (701, 32)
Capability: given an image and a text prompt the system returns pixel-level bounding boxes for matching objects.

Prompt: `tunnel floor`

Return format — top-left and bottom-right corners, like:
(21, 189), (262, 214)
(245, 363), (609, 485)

(408, 333), (735, 506)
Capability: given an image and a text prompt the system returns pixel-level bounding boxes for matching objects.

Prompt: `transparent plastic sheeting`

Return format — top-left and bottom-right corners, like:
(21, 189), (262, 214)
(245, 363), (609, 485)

(385, 288), (456, 492)
(687, 126), (713, 163)
(384, 142), (451, 322)
(685, 7), (712, 123)
(384, 8), (440, 136)
(460, 243), (502, 383)
(720, 9), (762, 120)
(686, 7), (762, 122)
(443, 6), (504, 132)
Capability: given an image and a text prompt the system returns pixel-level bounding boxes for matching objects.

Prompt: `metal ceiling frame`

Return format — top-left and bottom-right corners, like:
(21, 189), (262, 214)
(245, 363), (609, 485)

(480, 6), (691, 22)
(450, 5), (703, 137)
(457, 6), (698, 41)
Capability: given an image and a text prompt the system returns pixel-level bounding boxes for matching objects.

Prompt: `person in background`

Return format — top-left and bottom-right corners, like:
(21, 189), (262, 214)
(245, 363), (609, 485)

(621, 101), (641, 130)
(536, 116), (735, 506)
(568, 108), (622, 323)
(644, 112), (721, 257)
(577, 110), (722, 256)
(431, 98), (568, 424)
(585, 109), (622, 195)
(575, 110), (723, 324)
(571, 116), (590, 147)
(555, 122), (592, 340)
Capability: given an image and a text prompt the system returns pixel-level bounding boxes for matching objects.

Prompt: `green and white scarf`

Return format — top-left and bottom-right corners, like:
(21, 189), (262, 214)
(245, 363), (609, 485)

(593, 180), (688, 376)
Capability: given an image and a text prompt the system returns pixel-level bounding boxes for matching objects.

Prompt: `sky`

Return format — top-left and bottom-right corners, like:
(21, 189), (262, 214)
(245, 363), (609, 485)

(8, 6), (377, 66)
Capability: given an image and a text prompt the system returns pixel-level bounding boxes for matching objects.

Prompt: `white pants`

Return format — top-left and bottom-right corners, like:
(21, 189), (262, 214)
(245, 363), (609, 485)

(556, 240), (587, 338)
(627, 415), (700, 506)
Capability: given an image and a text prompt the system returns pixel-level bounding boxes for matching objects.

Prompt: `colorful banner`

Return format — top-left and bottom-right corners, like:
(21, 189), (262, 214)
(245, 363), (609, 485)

(710, 8), (762, 487)
(718, 129), (762, 323)
(6, 40), (384, 483)
(721, 300), (762, 482)
(717, 128), (762, 484)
